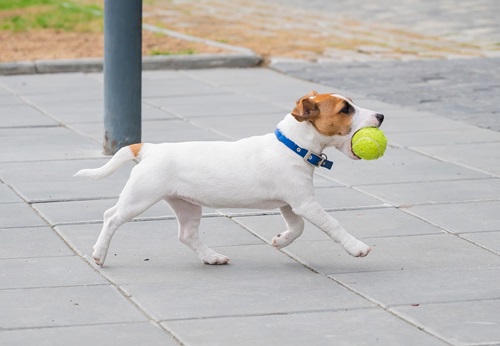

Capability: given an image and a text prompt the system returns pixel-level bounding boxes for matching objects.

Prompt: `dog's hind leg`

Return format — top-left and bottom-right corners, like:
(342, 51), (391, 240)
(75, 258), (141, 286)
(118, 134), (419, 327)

(166, 196), (229, 265)
(272, 205), (305, 248)
(92, 174), (163, 266)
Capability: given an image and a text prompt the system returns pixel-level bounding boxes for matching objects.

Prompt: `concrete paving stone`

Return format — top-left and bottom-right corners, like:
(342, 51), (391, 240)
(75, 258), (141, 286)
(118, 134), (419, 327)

(56, 217), (263, 274)
(0, 73), (102, 96)
(0, 159), (134, 202)
(0, 285), (147, 329)
(286, 233), (500, 275)
(0, 94), (26, 106)
(389, 127), (500, 147)
(25, 88), (102, 106)
(72, 119), (226, 144)
(32, 199), (177, 225)
(146, 93), (286, 118)
(182, 67), (305, 87)
(189, 111), (287, 139)
(165, 308), (446, 346)
(461, 231), (500, 255)
(393, 298), (500, 345)
(413, 142), (500, 176)
(313, 173), (343, 187)
(313, 186), (386, 209)
(141, 119), (226, 143)
(382, 114), (477, 135)
(143, 77), (222, 98)
(121, 245), (372, 321)
(320, 145), (490, 186)
(0, 182), (22, 203)
(405, 201), (500, 233)
(331, 266), (500, 306)
(0, 256), (107, 289)
(142, 69), (185, 80)
(234, 207), (441, 244)
(0, 127), (103, 162)
(0, 203), (46, 228)
(0, 104), (59, 128)
(0, 227), (74, 259)
(358, 178), (500, 207)
(0, 322), (179, 346)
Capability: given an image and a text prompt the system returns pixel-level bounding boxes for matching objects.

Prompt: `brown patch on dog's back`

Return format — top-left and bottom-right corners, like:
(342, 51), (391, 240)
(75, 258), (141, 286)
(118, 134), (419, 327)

(129, 143), (143, 157)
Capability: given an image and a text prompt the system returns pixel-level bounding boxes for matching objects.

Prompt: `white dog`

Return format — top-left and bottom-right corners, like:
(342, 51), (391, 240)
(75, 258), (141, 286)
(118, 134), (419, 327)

(75, 91), (384, 266)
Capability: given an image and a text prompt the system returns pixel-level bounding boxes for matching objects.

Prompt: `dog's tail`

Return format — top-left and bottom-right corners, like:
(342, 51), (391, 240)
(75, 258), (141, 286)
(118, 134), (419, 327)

(74, 143), (145, 180)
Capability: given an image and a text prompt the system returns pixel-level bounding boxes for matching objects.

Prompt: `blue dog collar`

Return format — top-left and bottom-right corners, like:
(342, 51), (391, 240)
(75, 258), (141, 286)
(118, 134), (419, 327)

(274, 128), (333, 170)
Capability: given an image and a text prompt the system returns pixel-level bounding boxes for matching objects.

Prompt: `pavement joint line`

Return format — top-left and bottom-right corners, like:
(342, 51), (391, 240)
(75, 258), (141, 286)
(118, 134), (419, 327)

(408, 147), (500, 179)
(0, 320), (160, 333)
(400, 207), (500, 258)
(0, 283), (108, 292)
(457, 234), (500, 256)
(158, 306), (376, 323)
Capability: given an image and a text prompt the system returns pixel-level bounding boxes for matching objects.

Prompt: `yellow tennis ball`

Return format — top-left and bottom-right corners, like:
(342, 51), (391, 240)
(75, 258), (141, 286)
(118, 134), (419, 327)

(351, 127), (387, 160)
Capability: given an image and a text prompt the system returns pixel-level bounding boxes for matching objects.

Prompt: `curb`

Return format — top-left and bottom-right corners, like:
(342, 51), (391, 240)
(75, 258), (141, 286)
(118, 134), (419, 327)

(0, 53), (262, 76)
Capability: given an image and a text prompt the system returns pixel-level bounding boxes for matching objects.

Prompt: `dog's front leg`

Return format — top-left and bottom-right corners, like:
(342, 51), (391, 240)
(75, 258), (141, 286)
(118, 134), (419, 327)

(272, 205), (305, 248)
(292, 200), (371, 257)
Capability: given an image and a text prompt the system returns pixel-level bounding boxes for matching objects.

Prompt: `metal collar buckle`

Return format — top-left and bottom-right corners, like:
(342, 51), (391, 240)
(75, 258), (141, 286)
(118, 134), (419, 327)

(303, 151), (328, 167)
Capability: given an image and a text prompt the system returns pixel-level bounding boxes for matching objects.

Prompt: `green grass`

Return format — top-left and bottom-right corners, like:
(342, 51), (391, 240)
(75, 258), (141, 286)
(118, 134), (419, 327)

(0, 0), (103, 32)
(149, 48), (196, 56)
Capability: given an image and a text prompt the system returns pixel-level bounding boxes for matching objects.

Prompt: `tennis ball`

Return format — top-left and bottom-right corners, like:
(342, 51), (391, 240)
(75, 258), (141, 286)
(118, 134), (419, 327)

(351, 127), (387, 160)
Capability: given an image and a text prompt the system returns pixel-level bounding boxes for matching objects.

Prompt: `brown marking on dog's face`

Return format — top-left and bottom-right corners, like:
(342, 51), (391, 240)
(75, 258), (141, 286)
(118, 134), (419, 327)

(291, 92), (354, 136)
(129, 143), (143, 157)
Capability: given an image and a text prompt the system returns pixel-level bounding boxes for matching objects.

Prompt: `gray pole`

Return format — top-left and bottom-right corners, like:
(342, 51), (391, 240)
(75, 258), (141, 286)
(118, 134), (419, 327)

(103, 0), (142, 155)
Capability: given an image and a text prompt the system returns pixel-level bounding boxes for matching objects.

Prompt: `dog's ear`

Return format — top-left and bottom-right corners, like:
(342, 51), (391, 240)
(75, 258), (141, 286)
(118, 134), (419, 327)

(291, 97), (320, 122)
(295, 90), (318, 105)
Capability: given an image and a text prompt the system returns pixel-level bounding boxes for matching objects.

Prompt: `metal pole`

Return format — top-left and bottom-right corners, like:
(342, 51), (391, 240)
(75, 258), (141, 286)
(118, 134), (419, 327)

(103, 0), (142, 155)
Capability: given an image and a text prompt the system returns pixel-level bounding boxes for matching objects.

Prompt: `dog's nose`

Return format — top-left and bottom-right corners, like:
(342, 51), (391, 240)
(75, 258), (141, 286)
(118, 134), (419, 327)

(375, 113), (384, 125)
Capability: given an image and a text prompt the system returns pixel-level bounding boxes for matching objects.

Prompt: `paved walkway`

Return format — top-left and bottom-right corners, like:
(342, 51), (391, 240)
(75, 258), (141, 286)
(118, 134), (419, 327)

(1, 68), (500, 345)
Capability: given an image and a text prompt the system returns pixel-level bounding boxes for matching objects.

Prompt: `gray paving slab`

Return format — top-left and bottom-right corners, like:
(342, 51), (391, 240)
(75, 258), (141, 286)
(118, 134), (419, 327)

(405, 201), (500, 233)
(358, 178), (500, 207)
(0, 256), (106, 289)
(0, 104), (59, 128)
(146, 93), (286, 118)
(331, 266), (500, 306)
(0, 285), (147, 329)
(285, 233), (500, 275)
(0, 127), (102, 162)
(0, 322), (179, 346)
(393, 299), (500, 346)
(0, 73), (102, 96)
(165, 308), (447, 346)
(0, 159), (134, 202)
(461, 231), (500, 255)
(0, 227), (74, 259)
(413, 142), (500, 176)
(0, 203), (46, 228)
(0, 182), (22, 203)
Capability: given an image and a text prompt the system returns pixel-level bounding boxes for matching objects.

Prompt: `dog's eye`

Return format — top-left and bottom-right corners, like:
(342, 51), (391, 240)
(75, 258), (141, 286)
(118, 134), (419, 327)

(341, 103), (352, 114)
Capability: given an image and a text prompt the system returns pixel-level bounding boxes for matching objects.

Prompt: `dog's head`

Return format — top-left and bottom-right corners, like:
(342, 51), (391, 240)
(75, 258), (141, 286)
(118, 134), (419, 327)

(292, 91), (384, 160)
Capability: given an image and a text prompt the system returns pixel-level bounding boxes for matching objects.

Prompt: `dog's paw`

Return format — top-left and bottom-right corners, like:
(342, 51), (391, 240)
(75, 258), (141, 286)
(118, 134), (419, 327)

(92, 244), (107, 266)
(271, 231), (295, 249)
(200, 249), (230, 265)
(342, 237), (371, 258)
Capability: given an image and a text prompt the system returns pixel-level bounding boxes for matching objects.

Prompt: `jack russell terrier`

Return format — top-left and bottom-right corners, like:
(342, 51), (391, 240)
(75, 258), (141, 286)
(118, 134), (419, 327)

(75, 91), (384, 266)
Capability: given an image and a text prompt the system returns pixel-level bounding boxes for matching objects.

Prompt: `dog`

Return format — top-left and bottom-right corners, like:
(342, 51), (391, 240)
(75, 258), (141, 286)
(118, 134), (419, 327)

(75, 91), (384, 266)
